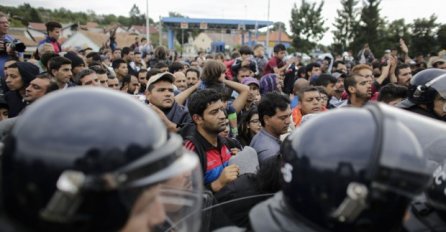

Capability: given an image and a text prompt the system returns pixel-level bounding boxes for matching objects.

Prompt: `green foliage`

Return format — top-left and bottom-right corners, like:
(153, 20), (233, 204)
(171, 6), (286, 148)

(377, 19), (411, 57)
(129, 4), (145, 26)
(272, 22), (287, 32)
(100, 14), (118, 25)
(286, 46), (296, 54)
(3, 3), (445, 57)
(29, 8), (42, 23)
(410, 15), (439, 56)
(386, 19), (411, 44)
(289, 0), (328, 52)
(168, 12), (187, 18)
(167, 11), (200, 46)
(292, 36), (315, 53)
(117, 16), (130, 26)
(437, 24), (446, 50)
(351, 0), (385, 55)
(0, 3), (44, 25)
(342, 0), (440, 58)
(0, 3), (154, 28)
(330, 42), (344, 56)
(332, 0), (359, 53)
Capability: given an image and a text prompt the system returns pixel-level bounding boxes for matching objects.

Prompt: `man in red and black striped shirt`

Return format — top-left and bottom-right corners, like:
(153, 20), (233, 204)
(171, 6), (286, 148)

(184, 89), (239, 192)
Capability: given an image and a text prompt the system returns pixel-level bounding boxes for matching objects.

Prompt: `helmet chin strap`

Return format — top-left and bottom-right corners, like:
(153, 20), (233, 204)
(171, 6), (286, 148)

(331, 182), (369, 223)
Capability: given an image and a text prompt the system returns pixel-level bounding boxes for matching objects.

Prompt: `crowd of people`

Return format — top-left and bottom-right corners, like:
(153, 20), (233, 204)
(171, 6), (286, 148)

(1, 11), (446, 232)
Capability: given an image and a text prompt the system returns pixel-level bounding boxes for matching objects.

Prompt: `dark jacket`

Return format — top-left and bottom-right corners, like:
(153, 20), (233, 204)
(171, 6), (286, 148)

(404, 200), (446, 232)
(5, 62), (39, 117)
(5, 91), (25, 118)
(214, 174), (270, 227)
(405, 105), (445, 122)
(248, 192), (327, 232)
(164, 101), (194, 138)
(164, 101), (191, 126)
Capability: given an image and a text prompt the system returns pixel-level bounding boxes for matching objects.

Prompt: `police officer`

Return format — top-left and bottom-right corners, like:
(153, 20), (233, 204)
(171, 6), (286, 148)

(401, 110), (446, 231)
(0, 88), (203, 232)
(247, 103), (433, 232)
(404, 159), (446, 232)
(397, 68), (446, 121)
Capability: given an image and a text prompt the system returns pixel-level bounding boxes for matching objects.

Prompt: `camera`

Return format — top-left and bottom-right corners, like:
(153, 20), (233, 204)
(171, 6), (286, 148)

(6, 39), (26, 53)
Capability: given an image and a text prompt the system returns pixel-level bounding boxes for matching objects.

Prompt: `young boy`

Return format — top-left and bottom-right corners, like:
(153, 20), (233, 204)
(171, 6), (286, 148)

(231, 45), (259, 78)
(264, 43), (289, 76)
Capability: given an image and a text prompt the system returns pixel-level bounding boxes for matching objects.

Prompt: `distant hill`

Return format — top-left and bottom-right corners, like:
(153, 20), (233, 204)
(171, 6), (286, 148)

(0, 3), (154, 28)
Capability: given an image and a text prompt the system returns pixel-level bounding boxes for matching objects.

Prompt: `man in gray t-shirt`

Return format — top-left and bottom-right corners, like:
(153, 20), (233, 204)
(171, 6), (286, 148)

(250, 92), (291, 162)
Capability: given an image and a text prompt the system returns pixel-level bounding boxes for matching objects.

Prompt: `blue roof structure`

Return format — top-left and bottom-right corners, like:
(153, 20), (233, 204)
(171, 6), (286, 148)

(161, 17), (273, 30)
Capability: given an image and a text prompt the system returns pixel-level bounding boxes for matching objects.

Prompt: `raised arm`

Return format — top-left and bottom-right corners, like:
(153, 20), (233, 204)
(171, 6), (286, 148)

(220, 77), (249, 113)
(174, 80), (201, 106)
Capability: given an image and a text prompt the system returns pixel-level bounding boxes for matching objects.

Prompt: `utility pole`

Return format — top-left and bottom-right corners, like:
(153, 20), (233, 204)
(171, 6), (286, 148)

(265, 0), (270, 50)
(146, 0), (150, 42)
(159, 16), (162, 46)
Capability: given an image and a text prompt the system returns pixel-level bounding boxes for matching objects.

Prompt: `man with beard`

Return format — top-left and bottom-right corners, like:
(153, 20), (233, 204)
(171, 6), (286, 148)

(351, 63), (390, 101)
(136, 68), (147, 93)
(329, 72), (347, 108)
(395, 63), (412, 87)
(184, 89), (240, 192)
(344, 72), (372, 107)
(173, 71), (188, 92)
(185, 68), (200, 88)
(250, 92), (291, 162)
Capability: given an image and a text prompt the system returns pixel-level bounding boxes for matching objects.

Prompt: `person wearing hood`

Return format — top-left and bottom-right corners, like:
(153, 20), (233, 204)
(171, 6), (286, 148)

(4, 62), (39, 117)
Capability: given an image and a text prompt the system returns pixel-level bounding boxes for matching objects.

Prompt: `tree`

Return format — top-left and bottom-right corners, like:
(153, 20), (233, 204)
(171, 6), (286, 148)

(0, 3), (152, 28)
(410, 15), (439, 56)
(29, 8), (42, 23)
(129, 4), (144, 26)
(332, 0), (359, 53)
(351, 0), (384, 56)
(129, 4), (140, 16)
(289, 0), (328, 52)
(118, 16), (130, 27)
(272, 22), (287, 32)
(437, 24), (446, 50)
(101, 14), (118, 25)
(386, 19), (410, 43)
(378, 18), (411, 54)
(168, 12), (187, 18)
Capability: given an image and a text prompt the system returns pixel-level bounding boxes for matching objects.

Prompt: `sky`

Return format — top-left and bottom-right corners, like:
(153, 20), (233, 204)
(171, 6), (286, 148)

(2, 0), (445, 45)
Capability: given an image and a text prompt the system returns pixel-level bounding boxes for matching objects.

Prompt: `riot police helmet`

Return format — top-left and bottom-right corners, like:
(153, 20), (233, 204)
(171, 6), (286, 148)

(1, 88), (203, 232)
(280, 103), (431, 231)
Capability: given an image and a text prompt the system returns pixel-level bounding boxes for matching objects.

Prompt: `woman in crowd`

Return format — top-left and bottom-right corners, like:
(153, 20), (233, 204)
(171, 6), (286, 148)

(237, 107), (261, 147)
